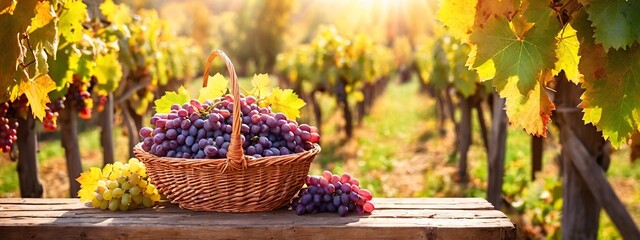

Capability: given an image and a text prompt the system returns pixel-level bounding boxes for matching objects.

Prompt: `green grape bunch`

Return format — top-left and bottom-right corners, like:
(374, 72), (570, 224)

(77, 158), (161, 211)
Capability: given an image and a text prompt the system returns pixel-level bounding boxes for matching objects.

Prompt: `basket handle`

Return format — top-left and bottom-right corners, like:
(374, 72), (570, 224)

(202, 50), (246, 172)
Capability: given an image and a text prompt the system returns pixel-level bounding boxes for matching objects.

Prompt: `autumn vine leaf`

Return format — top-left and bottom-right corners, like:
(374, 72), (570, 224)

(469, 15), (559, 95)
(580, 45), (640, 148)
(21, 75), (56, 120)
(76, 167), (102, 202)
(198, 73), (228, 102)
(553, 25), (581, 84)
(502, 72), (555, 137)
(250, 73), (271, 98)
(586, 0), (640, 51)
(154, 86), (191, 113)
(265, 88), (306, 119)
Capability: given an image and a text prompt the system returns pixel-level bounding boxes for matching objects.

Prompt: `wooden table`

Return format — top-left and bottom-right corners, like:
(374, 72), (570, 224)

(0, 198), (516, 239)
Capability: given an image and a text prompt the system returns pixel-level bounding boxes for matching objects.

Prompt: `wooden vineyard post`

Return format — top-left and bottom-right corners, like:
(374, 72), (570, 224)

(556, 77), (640, 240)
(59, 106), (82, 198)
(16, 111), (43, 198)
(531, 136), (543, 180)
(487, 92), (507, 209)
(100, 93), (115, 165)
(457, 95), (472, 185)
(335, 78), (353, 138)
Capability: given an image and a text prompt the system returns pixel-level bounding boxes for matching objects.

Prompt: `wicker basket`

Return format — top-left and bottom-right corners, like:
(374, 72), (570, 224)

(133, 50), (320, 212)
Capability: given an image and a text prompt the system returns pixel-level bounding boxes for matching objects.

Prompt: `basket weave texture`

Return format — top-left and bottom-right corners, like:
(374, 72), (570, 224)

(133, 50), (320, 212)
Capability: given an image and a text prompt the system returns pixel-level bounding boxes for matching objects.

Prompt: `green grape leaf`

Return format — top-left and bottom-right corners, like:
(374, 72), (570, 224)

(580, 44), (640, 148)
(553, 25), (581, 83)
(501, 72), (555, 137)
(250, 73), (271, 98)
(154, 86), (191, 114)
(437, 0), (476, 42)
(198, 73), (228, 102)
(586, 0), (640, 51)
(20, 74), (56, 120)
(470, 15), (559, 95)
(429, 40), (450, 90)
(58, 0), (86, 43)
(93, 52), (121, 95)
(452, 44), (478, 97)
(0, 0), (38, 101)
(265, 88), (306, 119)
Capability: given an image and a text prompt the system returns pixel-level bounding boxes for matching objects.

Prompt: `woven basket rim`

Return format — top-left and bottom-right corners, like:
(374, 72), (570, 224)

(134, 142), (321, 166)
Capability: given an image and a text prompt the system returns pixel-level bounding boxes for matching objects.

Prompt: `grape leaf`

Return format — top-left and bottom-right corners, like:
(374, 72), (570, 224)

(20, 74), (56, 120)
(29, 1), (54, 33)
(93, 52), (122, 95)
(502, 72), (555, 137)
(198, 73), (228, 102)
(58, 0), (86, 43)
(154, 86), (190, 114)
(0, 0), (37, 101)
(586, 0), (640, 51)
(265, 88), (306, 119)
(452, 44), (478, 97)
(76, 167), (102, 202)
(250, 73), (271, 98)
(470, 15), (559, 95)
(436, 0), (476, 42)
(580, 44), (640, 148)
(429, 39), (450, 90)
(553, 25), (581, 83)
(29, 16), (58, 58)
(474, 0), (519, 28)
(0, 0), (16, 15)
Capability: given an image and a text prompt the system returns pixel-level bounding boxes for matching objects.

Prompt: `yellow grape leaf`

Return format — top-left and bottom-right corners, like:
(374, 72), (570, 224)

(58, 0), (86, 43)
(553, 25), (581, 83)
(0, 0), (38, 101)
(20, 74), (56, 120)
(198, 73), (228, 102)
(76, 167), (102, 202)
(437, 0), (477, 42)
(250, 73), (271, 98)
(93, 52), (122, 95)
(154, 86), (190, 113)
(266, 88), (306, 119)
(29, 1), (54, 33)
(0, 0), (16, 15)
(502, 73), (555, 137)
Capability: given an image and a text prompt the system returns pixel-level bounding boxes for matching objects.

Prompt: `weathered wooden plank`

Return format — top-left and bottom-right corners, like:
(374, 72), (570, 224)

(0, 198), (515, 240)
(0, 208), (508, 220)
(2, 224), (516, 240)
(0, 198), (494, 211)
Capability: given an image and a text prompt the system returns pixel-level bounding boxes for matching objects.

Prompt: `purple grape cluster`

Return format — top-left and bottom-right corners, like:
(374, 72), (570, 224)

(291, 170), (375, 217)
(139, 95), (320, 159)
(0, 102), (19, 153)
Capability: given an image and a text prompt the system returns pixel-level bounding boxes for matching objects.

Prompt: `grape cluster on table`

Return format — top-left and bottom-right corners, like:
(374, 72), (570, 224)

(291, 170), (375, 217)
(139, 95), (320, 159)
